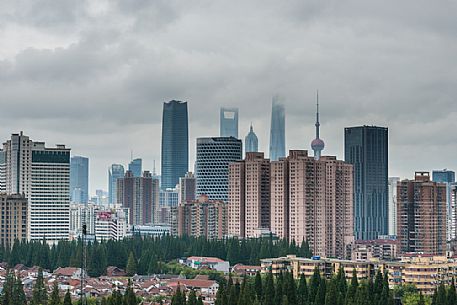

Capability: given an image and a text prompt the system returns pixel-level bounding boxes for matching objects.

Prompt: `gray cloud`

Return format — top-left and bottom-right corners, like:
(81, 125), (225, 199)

(0, 0), (456, 193)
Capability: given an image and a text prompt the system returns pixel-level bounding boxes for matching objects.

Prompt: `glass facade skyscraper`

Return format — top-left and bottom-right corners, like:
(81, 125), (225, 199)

(196, 137), (242, 202)
(269, 96), (285, 161)
(245, 124), (258, 154)
(128, 158), (142, 177)
(70, 156), (89, 203)
(220, 107), (239, 138)
(108, 164), (125, 205)
(161, 100), (189, 189)
(345, 126), (388, 240)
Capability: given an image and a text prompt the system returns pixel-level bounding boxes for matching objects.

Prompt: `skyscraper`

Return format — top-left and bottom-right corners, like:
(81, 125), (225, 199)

(108, 164), (125, 205)
(397, 172), (446, 255)
(269, 95), (285, 161)
(161, 100), (189, 189)
(220, 107), (239, 138)
(432, 169), (456, 241)
(196, 137), (242, 202)
(388, 177), (400, 236)
(70, 156), (89, 203)
(244, 124), (258, 154)
(117, 170), (159, 225)
(128, 158), (142, 177)
(345, 126), (388, 240)
(0, 194), (28, 247)
(310, 92), (325, 160)
(228, 152), (270, 238)
(3, 132), (71, 243)
(0, 150), (5, 193)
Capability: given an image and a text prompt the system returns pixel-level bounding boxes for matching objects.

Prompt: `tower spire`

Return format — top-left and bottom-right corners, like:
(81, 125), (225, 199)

(311, 90), (325, 160)
(315, 90), (320, 139)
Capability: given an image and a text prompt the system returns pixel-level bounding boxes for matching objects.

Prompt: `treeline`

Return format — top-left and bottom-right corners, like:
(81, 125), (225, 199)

(0, 235), (312, 277)
(171, 268), (396, 305)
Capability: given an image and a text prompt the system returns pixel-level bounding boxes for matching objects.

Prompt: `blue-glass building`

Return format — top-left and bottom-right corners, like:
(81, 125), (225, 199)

(128, 158), (142, 177)
(220, 107), (239, 138)
(269, 96), (285, 161)
(432, 170), (455, 184)
(161, 100), (189, 189)
(196, 137), (242, 202)
(108, 164), (125, 205)
(345, 126), (388, 240)
(245, 124), (258, 154)
(70, 156), (89, 203)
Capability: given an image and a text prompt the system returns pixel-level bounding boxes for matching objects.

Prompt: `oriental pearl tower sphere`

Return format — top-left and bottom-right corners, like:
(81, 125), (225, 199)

(311, 91), (325, 160)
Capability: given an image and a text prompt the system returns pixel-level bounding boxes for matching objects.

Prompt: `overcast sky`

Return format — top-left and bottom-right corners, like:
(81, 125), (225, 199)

(1, 0), (456, 195)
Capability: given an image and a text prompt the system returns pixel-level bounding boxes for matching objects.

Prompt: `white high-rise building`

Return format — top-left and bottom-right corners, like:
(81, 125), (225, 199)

(0, 150), (5, 193)
(3, 132), (71, 243)
(450, 183), (457, 241)
(388, 177), (400, 236)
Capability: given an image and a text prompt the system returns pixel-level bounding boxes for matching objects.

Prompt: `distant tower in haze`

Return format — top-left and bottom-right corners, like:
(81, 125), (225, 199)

(310, 92), (325, 160)
(161, 100), (189, 189)
(245, 124), (258, 154)
(269, 96), (285, 161)
(220, 107), (239, 138)
(128, 158), (142, 177)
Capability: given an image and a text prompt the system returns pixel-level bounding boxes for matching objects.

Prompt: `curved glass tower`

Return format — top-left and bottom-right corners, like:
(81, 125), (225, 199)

(161, 100), (189, 190)
(269, 95), (286, 161)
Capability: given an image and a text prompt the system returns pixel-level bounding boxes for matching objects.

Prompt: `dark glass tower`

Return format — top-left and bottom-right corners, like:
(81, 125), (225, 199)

(70, 156), (89, 203)
(345, 126), (388, 240)
(128, 158), (142, 177)
(161, 100), (189, 189)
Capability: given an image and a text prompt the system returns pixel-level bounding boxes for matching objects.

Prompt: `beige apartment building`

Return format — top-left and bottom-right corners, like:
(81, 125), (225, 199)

(0, 193), (28, 247)
(229, 150), (353, 258)
(228, 152), (270, 238)
(261, 254), (457, 295)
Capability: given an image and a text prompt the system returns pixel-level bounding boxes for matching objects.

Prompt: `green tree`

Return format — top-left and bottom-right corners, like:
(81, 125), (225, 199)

(188, 289), (198, 305)
(254, 272), (263, 301)
(309, 267), (321, 304)
(264, 271), (275, 305)
(63, 290), (72, 305)
(345, 269), (358, 305)
(448, 279), (457, 305)
(297, 274), (308, 305)
(325, 279), (338, 305)
(124, 279), (138, 305)
(434, 284), (447, 305)
(31, 268), (48, 305)
(12, 275), (27, 305)
(49, 282), (61, 305)
(1, 271), (15, 305)
(126, 252), (137, 276)
(314, 278), (326, 305)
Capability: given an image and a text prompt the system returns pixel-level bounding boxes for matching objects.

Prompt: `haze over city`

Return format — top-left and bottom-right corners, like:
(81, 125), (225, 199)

(1, 0), (456, 193)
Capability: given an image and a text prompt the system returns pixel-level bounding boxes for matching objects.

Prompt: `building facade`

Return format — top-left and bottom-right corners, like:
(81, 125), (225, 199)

(0, 150), (5, 193)
(397, 172), (446, 255)
(345, 126), (388, 240)
(179, 172), (196, 204)
(220, 107), (239, 138)
(269, 96), (285, 161)
(108, 164), (125, 205)
(432, 169), (456, 241)
(174, 195), (227, 239)
(388, 177), (400, 236)
(228, 152), (270, 238)
(161, 100), (189, 189)
(3, 132), (71, 243)
(128, 158), (143, 177)
(117, 171), (160, 226)
(70, 156), (89, 204)
(196, 137), (242, 202)
(244, 125), (258, 154)
(0, 194), (28, 247)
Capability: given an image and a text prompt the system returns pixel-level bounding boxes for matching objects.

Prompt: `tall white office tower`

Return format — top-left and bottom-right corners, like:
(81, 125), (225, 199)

(388, 177), (400, 236)
(220, 107), (239, 138)
(3, 132), (71, 244)
(269, 95), (286, 161)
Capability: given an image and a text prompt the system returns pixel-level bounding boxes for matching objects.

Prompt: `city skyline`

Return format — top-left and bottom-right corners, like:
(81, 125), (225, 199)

(0, 1), (456, 192)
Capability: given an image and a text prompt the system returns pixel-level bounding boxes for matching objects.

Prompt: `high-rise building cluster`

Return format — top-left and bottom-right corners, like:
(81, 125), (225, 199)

(0, 95), (454, 261)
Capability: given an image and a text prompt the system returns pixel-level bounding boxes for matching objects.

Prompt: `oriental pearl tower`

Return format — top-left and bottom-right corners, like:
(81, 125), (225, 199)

(311, 91), (325, 160)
